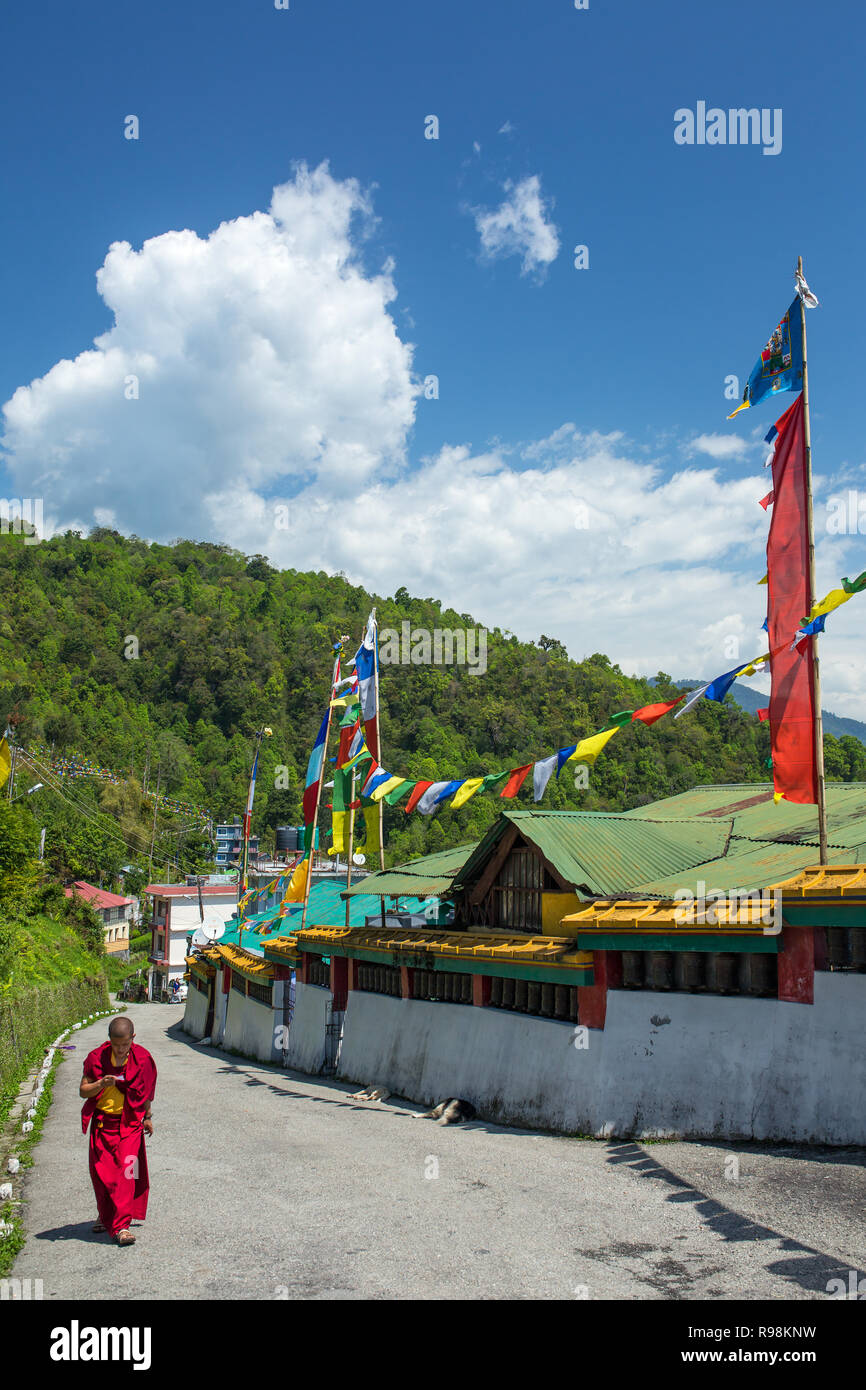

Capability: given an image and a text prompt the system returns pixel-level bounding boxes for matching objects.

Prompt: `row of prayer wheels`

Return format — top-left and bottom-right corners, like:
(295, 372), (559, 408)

(620, 951), (777, 996)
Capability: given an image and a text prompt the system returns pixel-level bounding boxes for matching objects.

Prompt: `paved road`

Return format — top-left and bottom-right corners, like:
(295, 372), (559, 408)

(12, 1004), (866, 1300)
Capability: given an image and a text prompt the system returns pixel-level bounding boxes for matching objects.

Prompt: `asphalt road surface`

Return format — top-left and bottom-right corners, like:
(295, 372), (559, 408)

(12, 1003), (866, 1300)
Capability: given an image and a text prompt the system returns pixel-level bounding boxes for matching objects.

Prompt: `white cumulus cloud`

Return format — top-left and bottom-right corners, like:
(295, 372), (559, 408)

(472, 175), (560, 278)
(1, 162), (417, 539)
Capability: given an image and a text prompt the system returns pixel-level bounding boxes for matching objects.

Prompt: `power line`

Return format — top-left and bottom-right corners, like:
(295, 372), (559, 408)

(16, 750), (187, 870)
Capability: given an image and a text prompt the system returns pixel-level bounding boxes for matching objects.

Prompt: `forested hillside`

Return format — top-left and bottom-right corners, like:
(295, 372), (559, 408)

(2, 528), (863, 876)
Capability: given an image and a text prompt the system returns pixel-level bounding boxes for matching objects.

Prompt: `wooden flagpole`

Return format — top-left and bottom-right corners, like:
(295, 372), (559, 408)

(300, 644), (342, 931)
(797, 255), (829, 865)
(371, 607), (386, 874)
(345, 763), (356, 929)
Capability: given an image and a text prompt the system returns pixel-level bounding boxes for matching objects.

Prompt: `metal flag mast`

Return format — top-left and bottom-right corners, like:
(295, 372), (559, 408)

(797, 255), (829, 865)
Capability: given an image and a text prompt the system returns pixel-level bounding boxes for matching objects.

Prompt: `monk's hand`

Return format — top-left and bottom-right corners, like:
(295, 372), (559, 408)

(143, 1119), (153, 1136)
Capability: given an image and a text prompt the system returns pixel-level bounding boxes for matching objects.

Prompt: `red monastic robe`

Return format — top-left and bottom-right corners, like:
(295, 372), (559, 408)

(81, 1041), (157, 1236)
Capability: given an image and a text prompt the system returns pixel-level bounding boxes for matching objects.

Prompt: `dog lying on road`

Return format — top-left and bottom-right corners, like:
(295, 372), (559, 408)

(415, 1099), (477, 1125)
(349, 1085), (391, 1102)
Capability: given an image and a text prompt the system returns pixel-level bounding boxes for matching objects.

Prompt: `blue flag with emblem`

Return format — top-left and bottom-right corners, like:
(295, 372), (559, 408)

(728, 299), (803, 417)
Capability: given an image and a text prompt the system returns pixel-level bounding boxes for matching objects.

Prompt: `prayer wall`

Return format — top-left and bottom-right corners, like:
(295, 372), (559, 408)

(333, 972), (866, 1145)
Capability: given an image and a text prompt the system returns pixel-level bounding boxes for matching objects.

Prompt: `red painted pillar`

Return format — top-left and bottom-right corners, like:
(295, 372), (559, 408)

(347, 958), (360, 992)
(777, 923), (814, 1004)
(399, 966), (413, 1000)
(299, 951), (310, 985)
(472, 974), (491, 1007)
(222, 964), (231, 994)
(331, 955), (348, 1011)
(577, 952), (612, 1030)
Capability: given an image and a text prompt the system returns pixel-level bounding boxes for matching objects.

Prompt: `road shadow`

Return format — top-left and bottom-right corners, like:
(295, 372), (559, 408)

(30, 1220), (114, 1246)
(605, 1140), (864, 1296)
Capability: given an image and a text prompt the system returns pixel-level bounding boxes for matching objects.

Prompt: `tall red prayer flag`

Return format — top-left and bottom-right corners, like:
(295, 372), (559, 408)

(766, 393), (818, 804)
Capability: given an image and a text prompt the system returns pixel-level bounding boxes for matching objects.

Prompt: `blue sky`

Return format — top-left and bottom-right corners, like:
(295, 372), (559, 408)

(1, 0), (864, 713)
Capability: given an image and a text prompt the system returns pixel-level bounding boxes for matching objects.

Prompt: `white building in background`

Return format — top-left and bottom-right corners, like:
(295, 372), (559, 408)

(145, 880), (237, 1000)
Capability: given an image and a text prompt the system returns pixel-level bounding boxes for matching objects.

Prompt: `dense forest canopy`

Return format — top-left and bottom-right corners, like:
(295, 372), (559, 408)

(1, 528), (864, 881)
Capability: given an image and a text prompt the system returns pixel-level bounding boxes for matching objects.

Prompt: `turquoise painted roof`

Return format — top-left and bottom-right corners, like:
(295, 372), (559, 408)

(217, 874), (443, 949)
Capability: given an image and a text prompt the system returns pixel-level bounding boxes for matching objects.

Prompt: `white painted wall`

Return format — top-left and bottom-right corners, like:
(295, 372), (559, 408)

(223, 990), (281, 1063)
(282, 982), (331, 1074)
(183, 984), (208, 1039)
(334, 973), (866, 1146)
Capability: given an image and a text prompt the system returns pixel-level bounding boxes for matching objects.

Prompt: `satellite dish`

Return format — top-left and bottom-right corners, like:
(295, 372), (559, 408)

(352, 852), (366, 866)
(193, 922), (222, 945)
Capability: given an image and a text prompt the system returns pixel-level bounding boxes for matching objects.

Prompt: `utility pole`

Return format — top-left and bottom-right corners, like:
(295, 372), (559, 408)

(148, 760), (161, 883)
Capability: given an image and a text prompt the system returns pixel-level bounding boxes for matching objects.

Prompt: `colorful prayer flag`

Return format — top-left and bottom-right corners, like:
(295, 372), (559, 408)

(500, 764), (532, 798)
(727, 299), (803, 418)
(404, 781), (434, 813)
(532, 754), (558, 802)
(629, 697), (686, 725)
(368, 775), (406, 803)
(766, 394), (818, 806)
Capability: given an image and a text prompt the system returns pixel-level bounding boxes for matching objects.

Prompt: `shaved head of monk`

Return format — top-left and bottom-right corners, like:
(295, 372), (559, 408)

(108, 1016), (135, 1059)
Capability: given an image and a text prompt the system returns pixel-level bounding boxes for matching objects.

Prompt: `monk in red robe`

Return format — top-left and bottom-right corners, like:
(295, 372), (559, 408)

(80, 1016), (157, 1246)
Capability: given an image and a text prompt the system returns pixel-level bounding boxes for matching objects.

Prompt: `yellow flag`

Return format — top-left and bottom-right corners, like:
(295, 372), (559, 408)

(809, 588), (852, 621)
(0, 738), (10, 791)
(363, 805), (380, 852)
(280, 856), (309, 908)
(369, 776), (405, 803)
(451, 776), (484, 810)
(567, 726), (620, 765)
(328, 811), (346, 855)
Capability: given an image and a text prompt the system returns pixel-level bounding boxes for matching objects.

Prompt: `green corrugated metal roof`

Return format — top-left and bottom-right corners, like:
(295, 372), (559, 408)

(343, 843), (477, 897)
(631, 842), (859, 897)
(453, 810), (734, 900)
(623, 782), (866, 844)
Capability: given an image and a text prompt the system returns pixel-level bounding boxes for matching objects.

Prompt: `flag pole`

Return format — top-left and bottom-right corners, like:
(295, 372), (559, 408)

(371, 607), (386, 873)
(798, 255), (829, 865)
(301, 644), (342, 931)
(345, 763), (356, 929)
